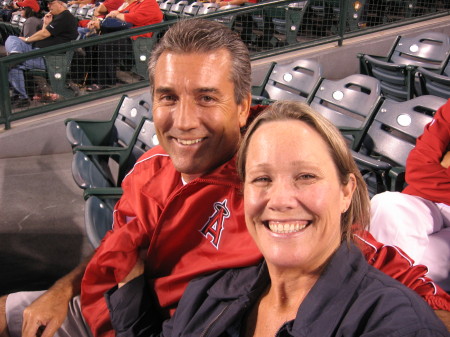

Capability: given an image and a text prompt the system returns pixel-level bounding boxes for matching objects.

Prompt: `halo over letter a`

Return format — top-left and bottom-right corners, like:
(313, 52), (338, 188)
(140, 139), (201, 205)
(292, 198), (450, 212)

(199, 199), (230, 249)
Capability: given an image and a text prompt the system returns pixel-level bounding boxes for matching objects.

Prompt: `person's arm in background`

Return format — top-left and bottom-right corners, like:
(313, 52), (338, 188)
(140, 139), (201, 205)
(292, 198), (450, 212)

(19, 11), (51, 43)
(404, 100), (450, 203)
(119, 0), (162, 26)
(21, 256), (92, 337)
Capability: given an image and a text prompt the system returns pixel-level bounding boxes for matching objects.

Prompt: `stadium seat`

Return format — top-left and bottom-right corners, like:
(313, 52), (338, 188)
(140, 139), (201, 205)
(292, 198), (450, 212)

(132, 35), (160, 79)
(65, 93), (152, 148)
(84, 188), (122, 248)
(252, 58), (322, 104)
(309, 73), (382, 150)
(181, 1), (203, 17)
(71, 118), (158, 189)
(417, 53), (450, 99)
(352, 95), (446, 195)
(197, 3), (219, 15)
(358, 32), (450, 101)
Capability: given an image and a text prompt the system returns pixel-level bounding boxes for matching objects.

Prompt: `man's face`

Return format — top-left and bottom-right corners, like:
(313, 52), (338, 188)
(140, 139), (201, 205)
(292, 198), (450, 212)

(152, 49), (251, 183)
(48, 1), (63, 14)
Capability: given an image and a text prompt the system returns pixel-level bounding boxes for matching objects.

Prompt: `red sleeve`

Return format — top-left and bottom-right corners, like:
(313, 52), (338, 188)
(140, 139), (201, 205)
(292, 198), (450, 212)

(122, 0), (162, 27)
(355, 230), (450, 311)
(81, 218), (150, 337)
(81, 149), (164, 337)
(403, 99), (450, 205)
(102, 0), (124, 12)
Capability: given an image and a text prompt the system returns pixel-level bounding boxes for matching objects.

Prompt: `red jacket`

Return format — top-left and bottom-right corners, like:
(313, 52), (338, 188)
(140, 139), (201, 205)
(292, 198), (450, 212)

(81, 148), (450, 337)
(403, 98), (450, 205)
(120, 0), (162, 39)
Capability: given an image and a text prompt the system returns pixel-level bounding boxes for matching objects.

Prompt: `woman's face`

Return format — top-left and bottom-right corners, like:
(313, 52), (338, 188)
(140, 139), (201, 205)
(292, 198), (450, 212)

(244, 120), (355, 274)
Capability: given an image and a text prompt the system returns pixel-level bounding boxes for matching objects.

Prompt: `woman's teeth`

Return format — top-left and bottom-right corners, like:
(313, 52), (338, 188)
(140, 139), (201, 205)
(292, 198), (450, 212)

(268, 221), (309, 234)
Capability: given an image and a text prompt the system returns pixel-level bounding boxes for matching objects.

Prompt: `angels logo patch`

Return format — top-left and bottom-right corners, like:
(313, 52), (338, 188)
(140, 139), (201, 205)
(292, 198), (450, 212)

(199, 199), (230, 249)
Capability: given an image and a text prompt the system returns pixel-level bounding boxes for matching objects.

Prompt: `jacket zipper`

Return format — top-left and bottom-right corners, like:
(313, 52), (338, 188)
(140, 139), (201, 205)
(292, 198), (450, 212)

(200, 303), (233, 337)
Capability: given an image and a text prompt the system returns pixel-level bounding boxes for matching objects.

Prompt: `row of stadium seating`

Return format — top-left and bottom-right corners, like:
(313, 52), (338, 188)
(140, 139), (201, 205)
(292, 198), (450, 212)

(358, 31), (450, 101)
(63, 59), (447, 247)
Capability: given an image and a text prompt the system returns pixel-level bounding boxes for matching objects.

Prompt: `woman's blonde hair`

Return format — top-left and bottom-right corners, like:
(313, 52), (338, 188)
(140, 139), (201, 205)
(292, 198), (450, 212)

(237, 101), (370, 243)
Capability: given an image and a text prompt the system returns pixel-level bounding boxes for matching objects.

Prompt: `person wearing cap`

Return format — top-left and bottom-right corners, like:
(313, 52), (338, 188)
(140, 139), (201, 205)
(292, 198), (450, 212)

(16, 0), (39, 12)
(5, 0), (78, 108)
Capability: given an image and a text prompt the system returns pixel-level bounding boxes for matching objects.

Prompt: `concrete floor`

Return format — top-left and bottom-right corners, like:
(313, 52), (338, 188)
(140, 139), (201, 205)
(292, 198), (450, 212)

(0, 152), (92, 296)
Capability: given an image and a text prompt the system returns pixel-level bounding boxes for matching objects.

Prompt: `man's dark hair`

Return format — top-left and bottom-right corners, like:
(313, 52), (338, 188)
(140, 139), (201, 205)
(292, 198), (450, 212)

(148, 18), (251, 104)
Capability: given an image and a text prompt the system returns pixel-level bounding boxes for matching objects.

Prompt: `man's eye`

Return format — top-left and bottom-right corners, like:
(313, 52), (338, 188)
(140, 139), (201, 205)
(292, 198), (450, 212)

(200, 95), (215, 103)
(160, 95), (176, 102)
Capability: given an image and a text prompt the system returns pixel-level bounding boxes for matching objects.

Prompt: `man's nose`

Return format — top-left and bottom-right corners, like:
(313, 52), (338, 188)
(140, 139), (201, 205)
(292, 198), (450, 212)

(173, 99), (199, 131)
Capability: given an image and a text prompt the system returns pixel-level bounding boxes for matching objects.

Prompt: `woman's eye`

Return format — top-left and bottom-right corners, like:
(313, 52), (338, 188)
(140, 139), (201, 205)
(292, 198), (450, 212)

(298, 173), (316, 180)
(251, 176), (271, 184)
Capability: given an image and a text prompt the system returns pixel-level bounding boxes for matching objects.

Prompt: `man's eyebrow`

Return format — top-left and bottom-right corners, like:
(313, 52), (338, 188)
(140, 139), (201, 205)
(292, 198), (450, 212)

(154, 87), (173, 94)
(195, 87), (221, 94)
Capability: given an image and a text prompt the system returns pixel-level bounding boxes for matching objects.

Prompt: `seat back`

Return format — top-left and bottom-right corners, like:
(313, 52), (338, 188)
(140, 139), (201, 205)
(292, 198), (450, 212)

(159, 0), (175, 12)
(182, 1), (203, 16)
(263, 58), (322, 102)
(10, 13), (21, 27)
(390, 32), (450, 70)
(362, 95), (446, 167)
(360, 54), (415, 101)
(84, 195), (120, 248)
(169, 0), (188, 15)
(214, 5), (240, 28)
(112, 92), (153, 149)
(75, 5), (91, 19)
(417, 66), (450, 99)
(68, 4), (79, 15)
(197, 3), (219, 15)
(85, 6), (96, 20)
(121, 119), (159, 180)
(310, 74), (381, 130)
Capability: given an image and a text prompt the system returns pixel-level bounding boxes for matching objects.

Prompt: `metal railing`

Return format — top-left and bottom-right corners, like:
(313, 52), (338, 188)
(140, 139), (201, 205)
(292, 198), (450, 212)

(0, 0), (448, 129)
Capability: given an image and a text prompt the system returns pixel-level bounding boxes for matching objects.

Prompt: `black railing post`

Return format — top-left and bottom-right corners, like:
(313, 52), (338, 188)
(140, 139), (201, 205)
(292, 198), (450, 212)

(337, 0), (349, 46)
(0, 59), (12, 129)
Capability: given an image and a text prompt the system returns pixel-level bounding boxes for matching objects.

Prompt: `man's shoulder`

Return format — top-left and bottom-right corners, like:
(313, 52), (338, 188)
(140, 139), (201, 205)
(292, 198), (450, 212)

(125, 145), (171, 177)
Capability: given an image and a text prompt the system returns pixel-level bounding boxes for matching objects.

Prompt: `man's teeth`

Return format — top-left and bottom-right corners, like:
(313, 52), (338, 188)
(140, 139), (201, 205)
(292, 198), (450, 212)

(177, 138), (203, 145)
(268, 222), (308, 234)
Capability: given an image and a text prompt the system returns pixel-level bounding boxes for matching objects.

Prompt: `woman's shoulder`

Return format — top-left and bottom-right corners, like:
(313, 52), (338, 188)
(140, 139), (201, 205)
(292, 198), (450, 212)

(353, 265), (448, 335)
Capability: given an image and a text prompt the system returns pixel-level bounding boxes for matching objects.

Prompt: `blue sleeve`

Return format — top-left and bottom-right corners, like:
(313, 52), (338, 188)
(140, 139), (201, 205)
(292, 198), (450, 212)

(104, 275), (165, 337)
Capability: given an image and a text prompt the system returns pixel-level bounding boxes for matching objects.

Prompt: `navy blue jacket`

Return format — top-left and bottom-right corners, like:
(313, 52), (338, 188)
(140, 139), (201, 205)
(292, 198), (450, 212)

(106, 242), (449, 336)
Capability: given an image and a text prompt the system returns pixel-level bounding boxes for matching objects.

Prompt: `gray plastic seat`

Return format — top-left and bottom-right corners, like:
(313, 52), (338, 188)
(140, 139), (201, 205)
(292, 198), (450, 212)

(417, 66), (450, 99)
(359, 32), (450, 101)
(310, 73), (382, 150)
(84, 193), (121, 248)
(65, 93), (152, 148)
(352, 95), (447, 195)
(253, 58), (322, 104)
(181, 1), (203, 16)
(72, 118), (158, 189)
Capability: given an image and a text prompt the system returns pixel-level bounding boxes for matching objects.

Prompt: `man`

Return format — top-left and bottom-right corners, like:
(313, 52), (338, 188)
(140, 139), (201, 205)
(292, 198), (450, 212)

(371, 98), (450, 292)
(0, 19), (449, 337)
(5, 0), (78, 108)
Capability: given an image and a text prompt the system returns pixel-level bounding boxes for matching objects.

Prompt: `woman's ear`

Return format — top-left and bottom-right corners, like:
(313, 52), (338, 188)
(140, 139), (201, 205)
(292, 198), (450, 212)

(341, 173), (356, 213)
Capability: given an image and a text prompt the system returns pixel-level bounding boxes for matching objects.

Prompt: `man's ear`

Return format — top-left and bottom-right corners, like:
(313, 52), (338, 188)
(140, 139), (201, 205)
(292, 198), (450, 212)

(238, 92), (252, 128)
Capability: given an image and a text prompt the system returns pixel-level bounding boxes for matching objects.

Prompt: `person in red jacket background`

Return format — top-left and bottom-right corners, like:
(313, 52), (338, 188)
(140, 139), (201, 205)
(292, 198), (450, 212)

(371, 98), (450, 293)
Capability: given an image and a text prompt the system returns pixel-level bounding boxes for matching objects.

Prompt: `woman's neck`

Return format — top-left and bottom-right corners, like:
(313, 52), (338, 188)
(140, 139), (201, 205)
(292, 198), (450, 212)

(243, 271), (319, 337)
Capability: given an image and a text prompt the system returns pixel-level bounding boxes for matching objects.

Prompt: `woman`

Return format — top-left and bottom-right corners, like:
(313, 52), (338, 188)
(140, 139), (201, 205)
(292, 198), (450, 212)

(106, 101), (448, 336)
(19, 5), (42, 38)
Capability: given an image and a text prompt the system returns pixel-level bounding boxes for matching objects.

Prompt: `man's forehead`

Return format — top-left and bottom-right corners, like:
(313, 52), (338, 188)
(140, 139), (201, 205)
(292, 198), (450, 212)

(153, 49), (234, 90)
